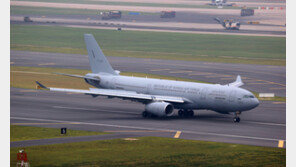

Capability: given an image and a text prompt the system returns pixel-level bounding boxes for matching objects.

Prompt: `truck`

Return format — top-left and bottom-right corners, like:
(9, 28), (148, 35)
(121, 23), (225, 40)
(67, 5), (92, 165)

(101, 11), (122, 20)
(23, 16), (33, 22)
(160, 11), (176, 18)
(241, 8), (254, 16)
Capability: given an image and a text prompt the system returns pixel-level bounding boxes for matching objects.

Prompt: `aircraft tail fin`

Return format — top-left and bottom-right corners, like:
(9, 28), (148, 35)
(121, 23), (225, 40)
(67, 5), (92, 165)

(84, 34), (117, 75)
(229, 75), (244, 87)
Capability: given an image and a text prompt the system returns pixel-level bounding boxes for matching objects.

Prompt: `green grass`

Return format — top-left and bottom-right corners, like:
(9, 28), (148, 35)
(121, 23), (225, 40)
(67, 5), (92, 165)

(11, 24), (286, 65)
(11, 6), (156, 16)
(10, 136), (285, 167)
(11, 125), (109, 142)
(11, 66), (286, 101)
(12, 0), (245, 9)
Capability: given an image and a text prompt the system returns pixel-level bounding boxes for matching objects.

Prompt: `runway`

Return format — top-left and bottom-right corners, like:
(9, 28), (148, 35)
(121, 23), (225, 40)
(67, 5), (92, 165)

(11, 87), (286, 147)
(11, 50), (286, 97)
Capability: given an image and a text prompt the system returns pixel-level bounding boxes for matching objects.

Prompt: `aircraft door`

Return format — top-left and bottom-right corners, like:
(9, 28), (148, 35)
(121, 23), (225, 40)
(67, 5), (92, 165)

(229, 90), (236, 102)
(200, 88), (207, 100)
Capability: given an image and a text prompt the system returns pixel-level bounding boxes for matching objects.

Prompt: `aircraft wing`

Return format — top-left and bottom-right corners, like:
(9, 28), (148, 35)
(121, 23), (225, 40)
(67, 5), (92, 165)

(36, 81), (187, 104)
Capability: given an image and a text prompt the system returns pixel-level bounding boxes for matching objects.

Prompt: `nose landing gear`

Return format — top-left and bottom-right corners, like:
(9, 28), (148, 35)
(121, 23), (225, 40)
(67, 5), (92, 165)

(233, 111), (241, 123)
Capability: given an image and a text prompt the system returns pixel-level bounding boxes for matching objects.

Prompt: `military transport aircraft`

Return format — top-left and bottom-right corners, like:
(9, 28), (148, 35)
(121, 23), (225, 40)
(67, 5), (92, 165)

(36, 34), (259, 123)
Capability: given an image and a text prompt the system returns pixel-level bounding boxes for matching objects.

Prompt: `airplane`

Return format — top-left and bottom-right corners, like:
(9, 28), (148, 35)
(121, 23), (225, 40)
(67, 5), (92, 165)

(214, 18), (241, 30)
(36, 34), (259, 123)
(208, 0), (235, 6)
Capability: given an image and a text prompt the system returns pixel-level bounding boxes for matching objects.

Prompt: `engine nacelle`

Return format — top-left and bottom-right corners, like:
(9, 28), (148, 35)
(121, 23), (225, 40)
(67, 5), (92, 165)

(145, 102), (174, 117)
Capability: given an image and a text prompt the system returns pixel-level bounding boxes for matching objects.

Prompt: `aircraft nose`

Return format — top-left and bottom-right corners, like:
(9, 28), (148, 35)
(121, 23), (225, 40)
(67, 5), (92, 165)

(253, 98), (259, 108)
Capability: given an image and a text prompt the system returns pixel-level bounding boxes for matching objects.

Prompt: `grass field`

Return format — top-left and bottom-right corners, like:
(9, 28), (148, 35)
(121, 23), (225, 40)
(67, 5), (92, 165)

(11, 66), (285, 101)
(11, 6), (156, 16)
(10, 136), (285, 166)
(11, 25), (286, 66)
(11, 125), (108, 142)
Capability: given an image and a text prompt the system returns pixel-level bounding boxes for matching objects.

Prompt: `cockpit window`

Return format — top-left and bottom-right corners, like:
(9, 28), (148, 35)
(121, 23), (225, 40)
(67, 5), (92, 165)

(243, 95), (255, 98)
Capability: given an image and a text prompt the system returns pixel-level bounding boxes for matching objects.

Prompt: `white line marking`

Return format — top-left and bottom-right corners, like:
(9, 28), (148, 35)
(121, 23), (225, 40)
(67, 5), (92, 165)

(245, 121), (285, 127)
(52, 106), (138, 115)
(11, 71), (55, 75)
(11, 117), (285, 142)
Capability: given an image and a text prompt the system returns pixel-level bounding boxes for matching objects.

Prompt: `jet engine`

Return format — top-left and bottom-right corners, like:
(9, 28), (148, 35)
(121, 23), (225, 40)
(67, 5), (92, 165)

(145, 102), (174, 117)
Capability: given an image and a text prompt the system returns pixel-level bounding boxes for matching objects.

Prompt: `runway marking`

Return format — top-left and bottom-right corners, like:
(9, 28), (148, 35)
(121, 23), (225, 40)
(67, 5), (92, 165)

(205, 76), (219, 78)
(174, 131), (182, 138)
(220, 78), (233, 80)
(67, 92), (81, 94)
(188, 72), (212, 76)
(169, 71), (192, 74)
(105, 130), (169, 133)
(38, 63), (56, 66)
(11, 117), (286, 142)
(247, 82), (269, 85)
(255, 79), (286, 87)
(11, 122), (80, 125)
(278, 140), (284, 148)
(19, 90), (38, 93)
(272, 102), (286, 104)
(124, 138), (139, 141)
(150, 69), (170, 72)
(245, 121), (285, 127)
(270, 87), (286, 90)
(11, 71), (54, 75)
(52, 106), (138, 115)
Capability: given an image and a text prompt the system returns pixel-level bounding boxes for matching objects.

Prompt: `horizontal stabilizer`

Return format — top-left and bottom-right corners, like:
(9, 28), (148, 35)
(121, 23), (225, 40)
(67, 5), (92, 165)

(36, 81), (49, 90)
(54, 72), (100, 81)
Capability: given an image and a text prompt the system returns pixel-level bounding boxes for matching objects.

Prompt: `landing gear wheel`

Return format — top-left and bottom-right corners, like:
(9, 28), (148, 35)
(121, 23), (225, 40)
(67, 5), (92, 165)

(233, 117), (240, 123)
(142, 111), (149, 118)
(178, 110), (184, 117)
(188, 110), (194, 117)
(233, 111), (241, 123)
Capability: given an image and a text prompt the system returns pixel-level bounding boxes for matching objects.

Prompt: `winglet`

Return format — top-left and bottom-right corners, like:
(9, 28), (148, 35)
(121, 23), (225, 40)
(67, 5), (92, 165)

(35, 81), (49, 90)
(228, 75), (244, 87)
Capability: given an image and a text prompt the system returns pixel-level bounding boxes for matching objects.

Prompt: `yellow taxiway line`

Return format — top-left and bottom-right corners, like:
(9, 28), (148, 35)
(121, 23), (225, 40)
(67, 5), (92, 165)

(174, 131), (182, 138)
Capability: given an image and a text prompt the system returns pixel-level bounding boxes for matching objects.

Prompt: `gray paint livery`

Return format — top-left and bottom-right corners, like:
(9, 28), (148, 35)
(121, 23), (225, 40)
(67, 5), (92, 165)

(36, 34), (259, 122)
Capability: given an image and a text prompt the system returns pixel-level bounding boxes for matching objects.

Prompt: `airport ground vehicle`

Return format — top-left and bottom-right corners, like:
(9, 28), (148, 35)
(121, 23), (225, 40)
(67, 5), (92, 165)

(23, 16), (33, 22)
(241, 8), (254, 16)
(208, 0), (235, 6)
(101, 11), (122, 20)
(36, 34), (259, 123)
(214, 18), (240, 30)
(160, 11), (176, 18)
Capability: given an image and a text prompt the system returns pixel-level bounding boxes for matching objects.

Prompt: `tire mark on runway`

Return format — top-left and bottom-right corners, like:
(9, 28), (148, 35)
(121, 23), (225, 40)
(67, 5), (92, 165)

(52, 105), (139, 115)
(11, 117), (285, 142)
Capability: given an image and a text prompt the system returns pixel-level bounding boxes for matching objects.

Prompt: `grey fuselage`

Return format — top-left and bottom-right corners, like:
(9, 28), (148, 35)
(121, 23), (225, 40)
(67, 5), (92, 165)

(85, 73), (259, 113)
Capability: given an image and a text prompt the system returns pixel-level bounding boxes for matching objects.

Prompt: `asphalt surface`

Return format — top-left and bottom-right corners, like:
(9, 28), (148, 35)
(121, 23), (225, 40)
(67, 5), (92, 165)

(11, 15), (286, 37)
(11, 87), (286, 148)
(11, 50), (286, 97)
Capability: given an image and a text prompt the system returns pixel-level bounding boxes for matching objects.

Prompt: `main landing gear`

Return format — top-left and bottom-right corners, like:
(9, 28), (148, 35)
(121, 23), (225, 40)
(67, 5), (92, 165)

(142, 111), (149, 118)
(142, 111), (157, 118)
(178, 109), (194, 118)
(233, 111), (241, 123)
